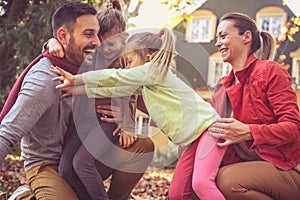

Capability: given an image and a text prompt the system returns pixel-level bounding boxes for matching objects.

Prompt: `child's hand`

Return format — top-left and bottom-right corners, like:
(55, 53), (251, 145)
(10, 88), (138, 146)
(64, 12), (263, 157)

(119, 131), (137, 148)
(48, 38), (64, 58)
(51, 65), (75, 88)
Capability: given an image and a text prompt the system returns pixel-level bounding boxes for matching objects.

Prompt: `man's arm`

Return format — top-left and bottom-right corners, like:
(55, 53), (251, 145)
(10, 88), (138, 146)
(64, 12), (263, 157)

(0, 62), (56, 164)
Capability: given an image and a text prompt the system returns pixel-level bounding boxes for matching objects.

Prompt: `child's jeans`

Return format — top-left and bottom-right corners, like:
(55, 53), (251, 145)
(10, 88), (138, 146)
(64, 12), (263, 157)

(59, 112), (118, 200)
(169, 130), (227, 200)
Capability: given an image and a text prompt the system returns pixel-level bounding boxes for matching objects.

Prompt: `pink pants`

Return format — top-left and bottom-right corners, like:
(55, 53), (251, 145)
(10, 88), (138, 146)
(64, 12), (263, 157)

(169, 130), (227, 200)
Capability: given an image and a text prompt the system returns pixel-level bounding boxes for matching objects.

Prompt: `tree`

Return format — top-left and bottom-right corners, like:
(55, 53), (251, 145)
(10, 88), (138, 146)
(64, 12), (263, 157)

(0, 0), (71, 110)
(0, 0), (146, 110)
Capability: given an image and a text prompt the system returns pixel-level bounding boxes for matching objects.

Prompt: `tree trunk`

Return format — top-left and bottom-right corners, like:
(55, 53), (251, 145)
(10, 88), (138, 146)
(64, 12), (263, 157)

(8, 0), (28, 21)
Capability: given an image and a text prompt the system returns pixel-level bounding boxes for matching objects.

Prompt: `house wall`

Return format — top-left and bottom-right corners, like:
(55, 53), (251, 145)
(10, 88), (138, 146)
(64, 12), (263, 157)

(173, 0), (300, 88)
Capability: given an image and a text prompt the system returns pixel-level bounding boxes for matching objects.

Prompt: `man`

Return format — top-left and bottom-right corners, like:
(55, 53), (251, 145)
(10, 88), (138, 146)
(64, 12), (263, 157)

(2, 1), (154, 199)
(0, 2), (100, 199)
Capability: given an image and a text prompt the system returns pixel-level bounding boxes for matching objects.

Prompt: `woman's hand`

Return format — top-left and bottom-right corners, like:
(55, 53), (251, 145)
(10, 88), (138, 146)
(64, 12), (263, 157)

(208, 118), (253, 147)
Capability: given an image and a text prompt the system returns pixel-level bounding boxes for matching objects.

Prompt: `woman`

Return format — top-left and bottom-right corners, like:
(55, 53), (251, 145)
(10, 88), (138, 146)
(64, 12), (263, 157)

(209, 12), (300, 200)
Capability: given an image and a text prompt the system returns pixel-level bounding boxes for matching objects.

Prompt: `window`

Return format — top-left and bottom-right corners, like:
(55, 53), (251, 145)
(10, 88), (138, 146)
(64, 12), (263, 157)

(136, 115), (150, 135)
(190, 17), (211, 42)
(208, 52), (232, 87)
(291, 47), (300, 89)
(186, 10), (216, 43)
(256, 7), (287, 38)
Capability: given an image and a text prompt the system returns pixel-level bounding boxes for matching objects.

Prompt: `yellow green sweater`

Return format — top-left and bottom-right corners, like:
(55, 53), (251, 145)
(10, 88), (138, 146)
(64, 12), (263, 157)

(82, 63), (220, 146)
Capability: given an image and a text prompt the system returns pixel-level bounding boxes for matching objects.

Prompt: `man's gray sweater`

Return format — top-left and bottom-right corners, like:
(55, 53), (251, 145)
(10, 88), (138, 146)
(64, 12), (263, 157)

(0, 58), (73, 171)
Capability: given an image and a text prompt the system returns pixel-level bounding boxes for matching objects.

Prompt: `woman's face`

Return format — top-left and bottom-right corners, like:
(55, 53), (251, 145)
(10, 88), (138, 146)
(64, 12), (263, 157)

(215, 20), (246, 65)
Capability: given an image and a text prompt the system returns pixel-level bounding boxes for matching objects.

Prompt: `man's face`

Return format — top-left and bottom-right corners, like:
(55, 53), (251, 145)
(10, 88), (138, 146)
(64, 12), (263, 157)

(64, 14), (100, 66)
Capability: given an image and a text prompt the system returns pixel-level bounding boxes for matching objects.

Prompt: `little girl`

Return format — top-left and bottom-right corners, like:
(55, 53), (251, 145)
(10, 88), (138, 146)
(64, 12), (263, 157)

(48, 1), (139, 200)
(51, 28), (227, 199)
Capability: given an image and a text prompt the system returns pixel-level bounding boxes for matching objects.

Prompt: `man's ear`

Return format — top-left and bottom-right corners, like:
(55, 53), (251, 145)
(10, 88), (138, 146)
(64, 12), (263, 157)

(57, 27), (69, 48)
(243, 30), (252, 44)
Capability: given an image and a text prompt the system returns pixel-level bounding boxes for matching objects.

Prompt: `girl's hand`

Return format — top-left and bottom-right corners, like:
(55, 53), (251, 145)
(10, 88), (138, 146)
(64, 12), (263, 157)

(48, 38), (64, 58)
(208, 118), (253, 147)
(50, 65), (76, 89)
(119, 131), (137, 148)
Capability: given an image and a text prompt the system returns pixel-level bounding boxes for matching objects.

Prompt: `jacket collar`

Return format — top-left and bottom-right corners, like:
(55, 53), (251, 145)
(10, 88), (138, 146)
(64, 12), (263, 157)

(221, 54), (258, 88)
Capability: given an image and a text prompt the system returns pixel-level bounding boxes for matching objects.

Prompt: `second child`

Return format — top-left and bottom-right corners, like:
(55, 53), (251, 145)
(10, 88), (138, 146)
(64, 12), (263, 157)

(51, 28), (228, 199)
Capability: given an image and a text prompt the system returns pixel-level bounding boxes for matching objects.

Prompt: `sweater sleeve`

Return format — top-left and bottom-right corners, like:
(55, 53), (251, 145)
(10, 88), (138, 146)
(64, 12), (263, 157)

(85, 85), (142, 99)
(0, 64), (56, 164)
(82, 63), (157, 89)
(120, 96), (137, 133)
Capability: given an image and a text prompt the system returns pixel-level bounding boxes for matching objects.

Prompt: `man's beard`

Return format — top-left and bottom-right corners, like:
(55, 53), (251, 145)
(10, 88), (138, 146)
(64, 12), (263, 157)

(65, 36), (84, 66)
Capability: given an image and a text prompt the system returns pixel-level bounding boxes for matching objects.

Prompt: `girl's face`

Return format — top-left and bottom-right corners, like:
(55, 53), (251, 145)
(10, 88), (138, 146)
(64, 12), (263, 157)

(215, 20), (247, 65)
(124, 52), (147, 69)
(99, 31), (124, 60)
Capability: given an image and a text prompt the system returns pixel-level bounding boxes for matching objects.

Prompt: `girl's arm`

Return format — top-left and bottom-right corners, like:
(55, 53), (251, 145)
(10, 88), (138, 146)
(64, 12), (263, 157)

(82, 63), (157, 88)
(57, 85), (86, 98)
(51, 66), (84, 87)
(42, 38), (65, 58)
(118, 96), (137, 148)
(50, 66), (85, 98)
(47, 38), (65, 58)
(85, 86), (142, 99)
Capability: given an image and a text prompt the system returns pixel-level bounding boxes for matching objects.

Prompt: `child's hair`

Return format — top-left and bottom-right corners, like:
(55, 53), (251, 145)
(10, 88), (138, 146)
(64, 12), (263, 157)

(96, 0), (126, 38)
(220, 12), (276, 60)
(121, 28), (176, 82)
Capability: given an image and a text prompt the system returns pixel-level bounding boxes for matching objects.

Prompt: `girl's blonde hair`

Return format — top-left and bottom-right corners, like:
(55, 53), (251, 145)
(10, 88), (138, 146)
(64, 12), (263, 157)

(220, 12), (276, 60)
(121, 28), (176, 82)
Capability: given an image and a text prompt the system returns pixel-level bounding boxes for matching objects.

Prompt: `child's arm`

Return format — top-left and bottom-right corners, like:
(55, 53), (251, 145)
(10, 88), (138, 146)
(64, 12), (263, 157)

(44, 38), (65, 58)
(51, 65), (85, 97)
(51, 66), (84, 87)
(117, 96), (137, 148)
(58, 85), (86, 98)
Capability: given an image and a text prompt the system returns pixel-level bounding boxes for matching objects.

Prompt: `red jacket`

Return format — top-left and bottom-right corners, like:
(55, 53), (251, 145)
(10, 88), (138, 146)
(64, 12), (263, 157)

(211, 54), (300, 170)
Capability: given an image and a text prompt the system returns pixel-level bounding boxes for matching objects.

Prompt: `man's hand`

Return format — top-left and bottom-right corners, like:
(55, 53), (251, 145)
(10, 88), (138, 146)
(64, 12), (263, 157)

(96, 105), (122, 122)
(208, 118), (253, 147)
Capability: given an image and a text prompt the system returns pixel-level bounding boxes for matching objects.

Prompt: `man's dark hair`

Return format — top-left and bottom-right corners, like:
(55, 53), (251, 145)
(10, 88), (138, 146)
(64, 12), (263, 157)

(52, 2), (97, 38)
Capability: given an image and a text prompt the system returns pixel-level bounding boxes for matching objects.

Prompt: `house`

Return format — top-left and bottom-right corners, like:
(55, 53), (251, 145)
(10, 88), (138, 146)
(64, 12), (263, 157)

(136, 0), (300, 135)
(173, 0), (300, 91)
(134, 1), (300, 164)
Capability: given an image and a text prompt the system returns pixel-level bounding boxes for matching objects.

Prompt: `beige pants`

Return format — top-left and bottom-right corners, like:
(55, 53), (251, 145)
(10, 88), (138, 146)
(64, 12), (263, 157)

(216, 161), (300, 200)
(17, 162), (78, 200)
